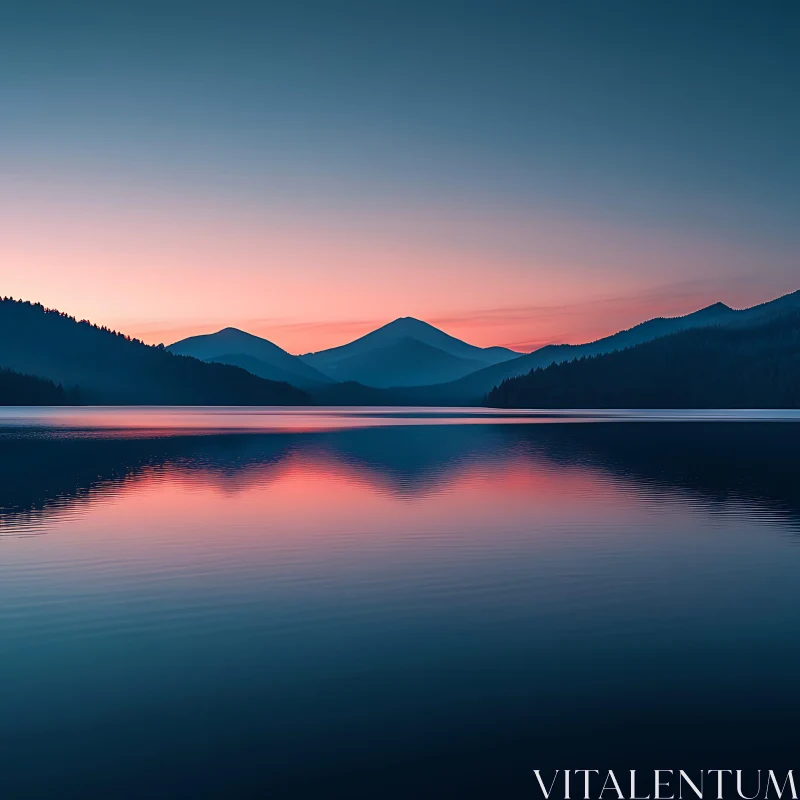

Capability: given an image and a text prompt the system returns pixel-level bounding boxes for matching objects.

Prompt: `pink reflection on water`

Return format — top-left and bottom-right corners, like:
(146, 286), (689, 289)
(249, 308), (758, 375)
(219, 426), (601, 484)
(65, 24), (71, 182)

(0, 406), (542, 436)
(0, 447), (638, 567)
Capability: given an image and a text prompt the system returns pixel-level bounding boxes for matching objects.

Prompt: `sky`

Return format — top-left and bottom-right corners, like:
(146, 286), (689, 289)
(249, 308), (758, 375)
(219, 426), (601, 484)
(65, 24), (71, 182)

(1, 0), (798, 354)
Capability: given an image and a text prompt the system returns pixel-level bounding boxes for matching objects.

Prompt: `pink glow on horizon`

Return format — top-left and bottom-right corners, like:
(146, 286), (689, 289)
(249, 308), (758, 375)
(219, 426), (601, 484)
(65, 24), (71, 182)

(2, 176), (795, 354)
(125, 280), (781, 354)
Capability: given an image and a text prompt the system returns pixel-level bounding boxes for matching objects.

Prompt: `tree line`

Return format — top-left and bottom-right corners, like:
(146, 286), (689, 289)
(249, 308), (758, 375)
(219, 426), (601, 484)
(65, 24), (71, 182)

(487, 311), (800, 409)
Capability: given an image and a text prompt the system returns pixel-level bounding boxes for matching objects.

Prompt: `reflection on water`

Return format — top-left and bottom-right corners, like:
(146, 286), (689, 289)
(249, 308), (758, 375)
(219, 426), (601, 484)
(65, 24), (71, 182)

(1, 410), (800, 797)
(2, 405), (799, 434)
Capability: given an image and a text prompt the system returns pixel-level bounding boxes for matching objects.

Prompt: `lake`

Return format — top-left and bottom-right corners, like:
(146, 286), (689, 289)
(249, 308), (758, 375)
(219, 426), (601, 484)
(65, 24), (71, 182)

(2, 408), (800, 798)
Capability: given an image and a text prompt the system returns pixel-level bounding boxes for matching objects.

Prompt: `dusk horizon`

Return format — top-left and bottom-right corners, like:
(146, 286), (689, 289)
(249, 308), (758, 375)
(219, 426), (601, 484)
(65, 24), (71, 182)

(4, 284), (796, 356)
(4, 2), (798, 355)
(146, 285), (800, 355)
(5, 281), (798, 356)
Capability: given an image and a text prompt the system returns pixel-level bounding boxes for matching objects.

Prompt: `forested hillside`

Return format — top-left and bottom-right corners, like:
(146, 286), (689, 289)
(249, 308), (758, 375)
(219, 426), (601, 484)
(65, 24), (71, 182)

(0, 368), (74, 405)
(0, 298), (309, 405)
(487, 311), (800, 409)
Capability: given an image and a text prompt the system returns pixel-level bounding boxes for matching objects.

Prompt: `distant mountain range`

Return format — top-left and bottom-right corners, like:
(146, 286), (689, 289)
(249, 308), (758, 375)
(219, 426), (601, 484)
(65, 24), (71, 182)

(307, 291), (800, 405)
(299, 317), (520, 387)
(488, 306), (800, 408)
(1, 289), (798, 407)
(424, 301), (738, 402)
(170, 317), (520, 389)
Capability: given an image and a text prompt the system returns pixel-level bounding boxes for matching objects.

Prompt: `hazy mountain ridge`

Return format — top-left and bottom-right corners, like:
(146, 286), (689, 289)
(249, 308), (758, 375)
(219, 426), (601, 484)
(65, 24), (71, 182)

(395, 291), (800, 403)
(169, 316), (521, 390)
(300, 317), (520, 385)
(0, 299), (309, 405)
(408, 301), (739, 402)
(200, 352), (323, 388)
(2, 289), (798, 406)
(487, 307), (800, 409)
(303, 316), (520, 363)
(166, 296), (799, 400)
(305, 336), (488, 388)
(168, 327), (332, 389)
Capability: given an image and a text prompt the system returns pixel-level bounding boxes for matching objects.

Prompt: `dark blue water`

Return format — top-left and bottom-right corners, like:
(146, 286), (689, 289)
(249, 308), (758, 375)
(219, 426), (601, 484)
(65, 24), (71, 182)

(1, 410), (799, 798)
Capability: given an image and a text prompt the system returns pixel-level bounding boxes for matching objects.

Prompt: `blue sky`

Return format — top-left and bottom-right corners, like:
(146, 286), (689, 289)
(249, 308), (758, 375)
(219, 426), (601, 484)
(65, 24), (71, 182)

(2, 0), (797, 351)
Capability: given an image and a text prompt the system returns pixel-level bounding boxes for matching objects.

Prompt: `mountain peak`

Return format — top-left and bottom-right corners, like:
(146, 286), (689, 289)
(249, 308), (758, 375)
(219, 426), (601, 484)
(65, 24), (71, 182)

(388, 316), (429, 327)
(300, 315), (520, 385)
(167, 327), (333, 388)
(683, 301), (734, 320)
(216, 326), (249, 336)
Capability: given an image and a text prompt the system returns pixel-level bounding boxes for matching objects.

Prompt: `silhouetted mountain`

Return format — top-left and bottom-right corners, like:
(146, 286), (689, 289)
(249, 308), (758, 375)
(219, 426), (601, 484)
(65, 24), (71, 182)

(301, 317), (519, 386)
(6, 289), (799, 407)
(488, 308), (800, 408)
(168, 327), (332, 389)
(731, 288), (800, 324)
(0, 299), (310, 405)
(311, 336), (488, 388)
(402, 290), (800, 403)
(413, 301), (737, 402)
(0, 368), (75, 405)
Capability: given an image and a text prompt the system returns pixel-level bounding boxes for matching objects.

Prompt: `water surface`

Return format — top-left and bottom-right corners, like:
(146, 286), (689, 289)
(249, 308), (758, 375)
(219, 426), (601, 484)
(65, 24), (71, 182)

(1, 408), (799, 797)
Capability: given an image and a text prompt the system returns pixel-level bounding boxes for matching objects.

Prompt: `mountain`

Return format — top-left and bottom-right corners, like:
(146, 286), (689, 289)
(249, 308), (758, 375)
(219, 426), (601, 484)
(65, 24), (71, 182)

(5, 289), (798, 407)
(300, 317), (520, 386)
(400, 292), (800, 403)
(309, 336), (489, 388)
(168, 327), (332, 389)
(487, 307), (800, 408)
(731, 288), (800, 324)
(0, 299), (310, 405)
(409, 301), (737, 402)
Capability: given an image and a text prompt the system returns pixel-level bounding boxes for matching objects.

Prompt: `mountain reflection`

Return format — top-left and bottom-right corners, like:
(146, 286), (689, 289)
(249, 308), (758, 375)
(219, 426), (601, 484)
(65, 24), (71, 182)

(2, 422), (799, 535)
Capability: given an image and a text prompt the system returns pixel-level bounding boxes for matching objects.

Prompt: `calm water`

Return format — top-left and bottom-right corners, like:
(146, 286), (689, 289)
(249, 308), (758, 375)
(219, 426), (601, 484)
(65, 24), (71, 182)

(2, 408), (800, 798)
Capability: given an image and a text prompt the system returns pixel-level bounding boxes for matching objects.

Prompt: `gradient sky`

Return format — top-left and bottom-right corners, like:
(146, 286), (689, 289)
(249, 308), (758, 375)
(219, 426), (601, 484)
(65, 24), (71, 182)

(2, 0), (798, 353)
